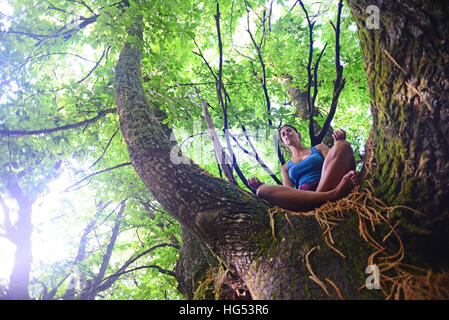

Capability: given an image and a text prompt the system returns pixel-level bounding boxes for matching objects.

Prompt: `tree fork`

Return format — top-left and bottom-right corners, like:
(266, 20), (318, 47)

(113, 19), (270, 276)
(114, 18), (383, 300)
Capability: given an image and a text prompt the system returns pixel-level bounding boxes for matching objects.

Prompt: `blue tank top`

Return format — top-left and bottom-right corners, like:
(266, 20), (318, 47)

(288, 147), (324, 189)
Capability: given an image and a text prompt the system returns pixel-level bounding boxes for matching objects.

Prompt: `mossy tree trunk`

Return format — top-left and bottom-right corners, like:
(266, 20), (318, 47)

(347, 0), (449, 270)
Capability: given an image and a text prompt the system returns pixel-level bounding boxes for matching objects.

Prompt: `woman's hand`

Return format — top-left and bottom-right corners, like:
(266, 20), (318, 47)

(248, 177), (264, 192)
(332, 128), (347, 142)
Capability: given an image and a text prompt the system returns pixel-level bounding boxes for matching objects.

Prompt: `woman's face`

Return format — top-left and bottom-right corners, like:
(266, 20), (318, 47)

(280, 126), (301, 146)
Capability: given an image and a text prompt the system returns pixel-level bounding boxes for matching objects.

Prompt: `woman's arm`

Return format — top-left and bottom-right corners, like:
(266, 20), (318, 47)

(315, 143), (330, 159)
(281, 163), (294, 188)
(316, 128), (347, 159)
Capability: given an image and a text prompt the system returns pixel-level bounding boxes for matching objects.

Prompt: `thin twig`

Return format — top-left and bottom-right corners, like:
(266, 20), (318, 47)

(76, 45), (110, 84)
(62, 162), (131, 193)
(89, 126), (120, 169)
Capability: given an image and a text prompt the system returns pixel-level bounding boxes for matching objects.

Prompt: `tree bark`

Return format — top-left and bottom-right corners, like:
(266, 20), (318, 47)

(174, 225), (219, 299)
(347, 0), (449, 270)
(286, 86), (335, 147)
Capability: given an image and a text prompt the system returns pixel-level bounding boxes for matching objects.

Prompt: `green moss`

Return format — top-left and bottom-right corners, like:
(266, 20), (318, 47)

(303, 281), (311, 300)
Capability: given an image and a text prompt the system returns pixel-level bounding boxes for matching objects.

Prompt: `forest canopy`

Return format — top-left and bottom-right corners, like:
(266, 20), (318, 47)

(0, 0), (372, 299)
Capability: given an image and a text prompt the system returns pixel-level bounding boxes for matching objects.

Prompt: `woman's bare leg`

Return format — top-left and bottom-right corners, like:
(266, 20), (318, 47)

(316, 140), (356, 192)
(257, 170), (357, 211)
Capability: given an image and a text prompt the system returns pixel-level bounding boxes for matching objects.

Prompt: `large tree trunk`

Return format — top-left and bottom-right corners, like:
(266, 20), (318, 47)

(347, 0), (449, 270)
(114, 0), (449, 299)
(174, 225), (218, 299)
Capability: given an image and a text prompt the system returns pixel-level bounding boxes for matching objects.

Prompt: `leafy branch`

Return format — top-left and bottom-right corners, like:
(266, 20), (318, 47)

(298, 0), (345, 146)
(0, 108), (116, 137)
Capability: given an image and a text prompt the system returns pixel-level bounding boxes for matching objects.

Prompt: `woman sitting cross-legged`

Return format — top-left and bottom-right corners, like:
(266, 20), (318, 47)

(248, 125), (358, 211)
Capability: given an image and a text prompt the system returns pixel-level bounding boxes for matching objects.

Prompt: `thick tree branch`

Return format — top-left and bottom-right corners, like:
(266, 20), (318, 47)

(0, 108), (116, 136)
(4, 181), (34, 299)
(95, 201), (126, 284)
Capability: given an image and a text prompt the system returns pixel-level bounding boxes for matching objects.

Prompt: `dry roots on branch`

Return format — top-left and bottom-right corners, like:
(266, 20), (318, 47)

(268, 184), (449, 300)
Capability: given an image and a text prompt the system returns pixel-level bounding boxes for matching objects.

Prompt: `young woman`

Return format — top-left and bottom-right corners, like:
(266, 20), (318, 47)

(248, 125), (357, 211)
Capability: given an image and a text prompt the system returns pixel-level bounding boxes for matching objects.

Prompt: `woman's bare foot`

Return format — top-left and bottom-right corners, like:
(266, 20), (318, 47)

(331, 170), (357, 200)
